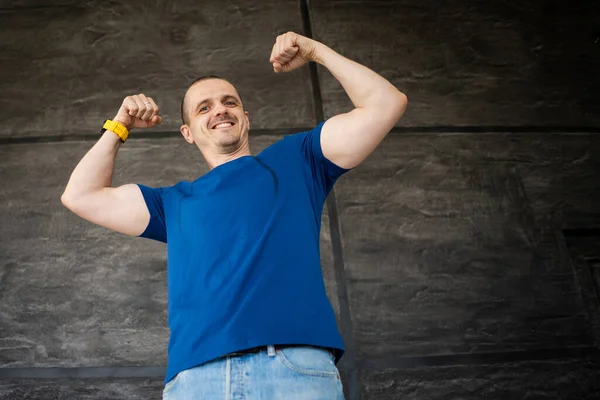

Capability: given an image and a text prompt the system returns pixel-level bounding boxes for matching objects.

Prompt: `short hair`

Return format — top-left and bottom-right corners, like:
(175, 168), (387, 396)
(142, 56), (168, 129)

(180, 75), (243, 125)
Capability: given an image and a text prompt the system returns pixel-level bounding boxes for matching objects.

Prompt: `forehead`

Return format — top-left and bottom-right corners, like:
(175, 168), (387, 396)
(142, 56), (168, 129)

(186, 79), (240, 104)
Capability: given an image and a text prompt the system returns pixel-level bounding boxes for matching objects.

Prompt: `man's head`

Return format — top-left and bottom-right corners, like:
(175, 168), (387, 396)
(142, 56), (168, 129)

(180, 76), (250, 159)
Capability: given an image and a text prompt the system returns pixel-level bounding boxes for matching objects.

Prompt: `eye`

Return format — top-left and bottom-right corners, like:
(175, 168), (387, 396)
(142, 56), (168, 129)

(199, 106), (208, 112)
(225, 101), (235, 106)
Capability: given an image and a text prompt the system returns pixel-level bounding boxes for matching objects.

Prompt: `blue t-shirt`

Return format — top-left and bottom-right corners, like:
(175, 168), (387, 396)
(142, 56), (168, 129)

(136, 122), (351, 385)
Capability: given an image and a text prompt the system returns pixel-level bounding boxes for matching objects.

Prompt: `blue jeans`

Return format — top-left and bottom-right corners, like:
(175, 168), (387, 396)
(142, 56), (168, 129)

(162, 345), (345, 399)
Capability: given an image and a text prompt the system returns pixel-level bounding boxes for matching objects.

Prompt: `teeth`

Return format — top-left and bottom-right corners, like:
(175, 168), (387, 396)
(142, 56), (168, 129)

(214, 122), (233, 129)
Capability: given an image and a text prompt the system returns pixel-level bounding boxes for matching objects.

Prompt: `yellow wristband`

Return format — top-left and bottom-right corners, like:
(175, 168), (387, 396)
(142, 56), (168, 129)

(102, 119), (129, 142)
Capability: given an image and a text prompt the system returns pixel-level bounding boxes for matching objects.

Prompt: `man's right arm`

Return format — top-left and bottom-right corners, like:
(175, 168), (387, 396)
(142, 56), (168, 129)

(61, 94), (163, 236)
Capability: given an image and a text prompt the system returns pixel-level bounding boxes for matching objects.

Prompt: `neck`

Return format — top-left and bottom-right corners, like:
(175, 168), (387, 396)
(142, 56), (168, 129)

(204, 142), (252, 170)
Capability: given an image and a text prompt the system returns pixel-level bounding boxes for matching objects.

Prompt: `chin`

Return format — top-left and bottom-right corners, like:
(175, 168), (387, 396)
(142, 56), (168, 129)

(217, 135), (241, 148)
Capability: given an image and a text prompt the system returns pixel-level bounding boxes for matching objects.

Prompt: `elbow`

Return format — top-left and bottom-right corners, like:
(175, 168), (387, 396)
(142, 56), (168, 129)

(61, 192), (86, 218)
(392, 92), (408, 121)
(61, 188), (81, 211)
(61, 192), (74, 210)
(399, 91), (408, 105)
(396, 91), (408, 109)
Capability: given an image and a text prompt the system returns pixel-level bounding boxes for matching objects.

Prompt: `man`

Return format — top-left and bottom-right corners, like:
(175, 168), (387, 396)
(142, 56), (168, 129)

(61, 31), (407, 399)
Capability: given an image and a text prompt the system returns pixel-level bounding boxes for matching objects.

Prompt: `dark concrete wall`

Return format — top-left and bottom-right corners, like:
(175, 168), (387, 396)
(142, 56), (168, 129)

(1, 0), (599, 399)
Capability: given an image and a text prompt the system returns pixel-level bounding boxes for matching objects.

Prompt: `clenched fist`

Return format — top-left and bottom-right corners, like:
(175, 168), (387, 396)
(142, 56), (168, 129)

(113, 94), (163, 130)
(269, 32), (318, 73)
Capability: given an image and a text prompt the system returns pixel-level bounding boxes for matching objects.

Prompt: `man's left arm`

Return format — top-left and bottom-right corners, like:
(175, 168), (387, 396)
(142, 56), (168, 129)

(270, 32), (408, 170)
(315, 42), (408, 169)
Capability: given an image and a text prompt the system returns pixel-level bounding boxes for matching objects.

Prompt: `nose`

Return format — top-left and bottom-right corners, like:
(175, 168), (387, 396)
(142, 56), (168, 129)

(213, 103), (228, 116)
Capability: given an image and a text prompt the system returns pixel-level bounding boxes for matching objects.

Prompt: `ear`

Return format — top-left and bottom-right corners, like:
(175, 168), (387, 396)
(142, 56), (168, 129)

(245, 111), (250, 129)
(180, 125), (194, 144)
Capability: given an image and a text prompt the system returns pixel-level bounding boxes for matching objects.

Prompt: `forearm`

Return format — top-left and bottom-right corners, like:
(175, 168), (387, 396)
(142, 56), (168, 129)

(313, 43), (405, 110)
(62, 131), (122, 201)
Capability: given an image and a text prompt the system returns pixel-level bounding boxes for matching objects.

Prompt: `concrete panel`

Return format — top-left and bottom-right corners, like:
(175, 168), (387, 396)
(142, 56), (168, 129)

(359, 359), (600, 399)
(564, 234), (600, 346)
(310, 0), (600, 127)
(0, 133), (341, 366)
(0, 0), (315, 138)
(509, 134), (600, 229)
(334, 132), (600, 360)
(0, 378), (163, 400)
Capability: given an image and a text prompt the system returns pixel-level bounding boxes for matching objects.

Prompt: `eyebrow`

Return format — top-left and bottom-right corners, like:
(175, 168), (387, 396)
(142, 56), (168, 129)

(193, 94), (239, 114)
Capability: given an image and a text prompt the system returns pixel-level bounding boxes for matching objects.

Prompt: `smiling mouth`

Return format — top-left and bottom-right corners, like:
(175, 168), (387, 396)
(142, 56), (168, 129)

(212, 122), (235, 129)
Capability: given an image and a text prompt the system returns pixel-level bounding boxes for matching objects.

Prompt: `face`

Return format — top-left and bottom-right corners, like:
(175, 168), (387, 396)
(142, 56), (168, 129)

(180, 79), (250, 155)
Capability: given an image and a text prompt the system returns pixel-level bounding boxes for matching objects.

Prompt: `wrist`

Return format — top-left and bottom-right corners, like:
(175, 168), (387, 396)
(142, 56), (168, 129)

(112, 116), (132, 132)
(311, 41), (333, 65)
(102, 118), (130, 143)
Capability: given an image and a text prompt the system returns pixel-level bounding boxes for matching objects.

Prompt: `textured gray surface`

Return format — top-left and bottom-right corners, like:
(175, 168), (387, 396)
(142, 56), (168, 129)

(2, 0), (600, 399)
(311, 0), (600, 127)
(0, 0), (314, 138)
(0, 134), (340, 368)
(334, 132), (600, 361)
(359, 358), (600, 399)
(0, 378), (163, 400)
(512, 134), (600, 228)
(564, 234), (600, 347)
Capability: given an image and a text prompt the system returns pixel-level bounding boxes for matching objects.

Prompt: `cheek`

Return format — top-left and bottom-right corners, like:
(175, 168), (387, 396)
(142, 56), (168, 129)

(189, 123), (208, 139)
(192, 119), (209, 132)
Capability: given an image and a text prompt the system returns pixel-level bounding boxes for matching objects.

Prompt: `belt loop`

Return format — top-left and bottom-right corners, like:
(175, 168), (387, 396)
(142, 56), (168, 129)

(267, 344), (276, 357)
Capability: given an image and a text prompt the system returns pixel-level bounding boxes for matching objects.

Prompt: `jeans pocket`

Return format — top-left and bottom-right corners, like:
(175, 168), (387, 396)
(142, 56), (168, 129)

(275, 346), (340, 379)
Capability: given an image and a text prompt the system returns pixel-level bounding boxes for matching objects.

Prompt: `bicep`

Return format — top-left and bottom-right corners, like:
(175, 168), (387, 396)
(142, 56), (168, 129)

(64, 184), (150, 237)
(321, 96), (407, 169)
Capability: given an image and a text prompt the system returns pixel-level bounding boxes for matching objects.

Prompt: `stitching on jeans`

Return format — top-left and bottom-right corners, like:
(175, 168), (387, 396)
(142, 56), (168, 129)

(226, 357), (231, 400)
(275, 349), (339, 378)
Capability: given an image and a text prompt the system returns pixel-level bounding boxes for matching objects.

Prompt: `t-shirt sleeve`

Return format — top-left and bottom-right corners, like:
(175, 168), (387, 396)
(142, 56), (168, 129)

(298, 121), (353, 195)
(136, 184), (167, 243)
